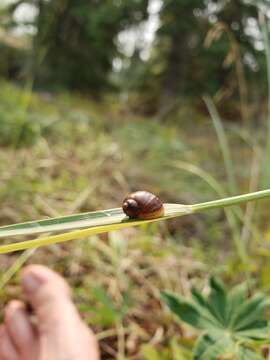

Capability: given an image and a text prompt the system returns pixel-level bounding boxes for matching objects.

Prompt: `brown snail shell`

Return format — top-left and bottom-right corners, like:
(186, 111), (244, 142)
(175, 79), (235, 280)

(122, 191), (164, 220)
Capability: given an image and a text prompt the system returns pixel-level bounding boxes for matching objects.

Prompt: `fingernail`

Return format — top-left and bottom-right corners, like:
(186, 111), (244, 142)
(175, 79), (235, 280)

(22, 271), (45, 293)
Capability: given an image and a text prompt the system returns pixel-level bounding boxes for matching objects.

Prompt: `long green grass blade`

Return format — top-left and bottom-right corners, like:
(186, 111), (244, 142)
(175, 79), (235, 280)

(203, 95), (237, 194)
(0, 189), (269, 254)
(260, 12), (270, 186)
(190, 189), (270, 213)
(0, 204), (192, 254)
(0, 204), (191, 238)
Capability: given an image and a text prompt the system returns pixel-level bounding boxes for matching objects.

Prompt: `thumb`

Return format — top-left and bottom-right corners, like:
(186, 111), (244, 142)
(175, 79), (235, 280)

(21, 265), (80, 332)
(21, 265), (100, 360)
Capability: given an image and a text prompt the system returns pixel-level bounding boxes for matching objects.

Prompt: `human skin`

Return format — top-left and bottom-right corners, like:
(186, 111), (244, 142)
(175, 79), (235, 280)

(0, 265), (100, 360)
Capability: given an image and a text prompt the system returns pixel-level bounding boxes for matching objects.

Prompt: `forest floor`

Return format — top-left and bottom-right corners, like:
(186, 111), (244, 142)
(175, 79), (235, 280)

(0, 81), (270, 359)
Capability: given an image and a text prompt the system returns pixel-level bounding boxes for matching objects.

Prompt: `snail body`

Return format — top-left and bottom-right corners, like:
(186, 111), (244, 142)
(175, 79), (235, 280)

(122, 191), (164, 220)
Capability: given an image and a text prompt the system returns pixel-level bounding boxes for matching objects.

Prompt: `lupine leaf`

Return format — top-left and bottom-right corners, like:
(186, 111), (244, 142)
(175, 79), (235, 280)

(227, 283), (248, 326)
(207, 277), (227, 326)
(191, 288), (207, 308)
(161, 291), (223, 330)
(237, 347), (264, 360)
(162, 277), (270, 360)
(235, 325), (270, 341)
(192, 333), (216, 359)
(232, 295), (270, 331)
(190, 287), (225, 327)
(193, 332), (234, 360)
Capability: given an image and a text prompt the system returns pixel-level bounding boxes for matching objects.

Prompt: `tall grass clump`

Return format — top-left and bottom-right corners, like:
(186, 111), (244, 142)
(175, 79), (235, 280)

(0, 81), (55, 147)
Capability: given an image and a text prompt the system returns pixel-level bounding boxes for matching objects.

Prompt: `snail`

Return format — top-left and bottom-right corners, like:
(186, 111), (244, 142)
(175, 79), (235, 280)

(122, 191), (164, 220)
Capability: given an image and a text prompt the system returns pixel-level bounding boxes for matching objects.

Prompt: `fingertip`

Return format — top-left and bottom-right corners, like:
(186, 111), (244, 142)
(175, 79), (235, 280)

(21, 265), (52, 292)
(4, 300), (25, 321)
(21, 264), (50, 280)
(21, 265), (61, 281)
(21, 264), (71, 312)
(21, 265), (69, 295)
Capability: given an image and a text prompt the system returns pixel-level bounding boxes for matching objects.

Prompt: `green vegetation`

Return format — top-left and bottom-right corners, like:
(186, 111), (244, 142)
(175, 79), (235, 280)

(162, 277), (270, 359)
(0, 80), (270, 358)
(1, 0), (270, 358)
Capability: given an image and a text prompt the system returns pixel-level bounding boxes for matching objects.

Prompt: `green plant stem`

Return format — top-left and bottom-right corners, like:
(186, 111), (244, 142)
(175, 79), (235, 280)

(191, 189), (270, 271)
(203, 95), (237, 194)
(192, 190), (266, 268)
(191, 189), (270, 213)
(171, 160), (247, 265)
(0, 249), (35, 289)
(261, 12), (270, 185)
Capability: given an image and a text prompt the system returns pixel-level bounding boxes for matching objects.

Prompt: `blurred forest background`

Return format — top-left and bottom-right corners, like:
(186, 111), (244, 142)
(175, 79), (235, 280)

(1, 0), (270, 359)
(0, 0), (268, 117)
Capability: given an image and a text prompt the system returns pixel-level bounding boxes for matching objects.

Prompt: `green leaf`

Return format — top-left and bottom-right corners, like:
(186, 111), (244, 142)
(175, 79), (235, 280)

(207, 277), (227, 326)
(190, 287), (225, 327)
(193, 332), (234, 360)
(90, 287), (118, 326)
(0, 204), (191, 254)
(0, 205), (190, 238)
(227, 283), (248, 326)
(237, 347), (264, 360)
(191, 288), (207, 308)
(235, 325), (270, 341)
(192, 334), (215, 359)
(161, 291), (222, 330)
(162, 280), (270, 360)
(200, 336), (234, 360)
(232, 294), (270, 331)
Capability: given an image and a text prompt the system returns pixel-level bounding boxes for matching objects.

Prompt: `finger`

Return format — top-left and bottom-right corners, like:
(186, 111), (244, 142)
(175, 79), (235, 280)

(4, 301), (38, 359)
(21, 265), (74, 332)
(21, 265), (99, 359)
(0, 325), (19, 360)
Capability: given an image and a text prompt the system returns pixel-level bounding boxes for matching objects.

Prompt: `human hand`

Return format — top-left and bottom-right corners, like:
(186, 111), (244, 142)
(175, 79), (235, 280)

(0, 265), (100, 360)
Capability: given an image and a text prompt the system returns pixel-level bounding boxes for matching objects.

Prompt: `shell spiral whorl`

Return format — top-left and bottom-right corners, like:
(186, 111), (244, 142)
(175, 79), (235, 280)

(122, 191), (164, 220)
